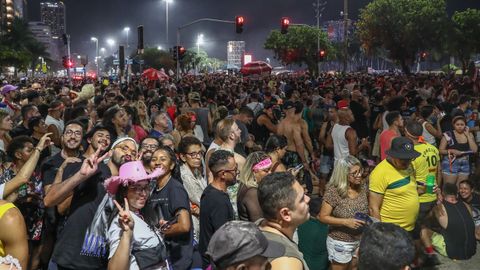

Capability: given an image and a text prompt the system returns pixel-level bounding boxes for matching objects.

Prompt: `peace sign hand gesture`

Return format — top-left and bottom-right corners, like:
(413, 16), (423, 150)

(79, 148), (110, 178)
(114, 198), (135, 232)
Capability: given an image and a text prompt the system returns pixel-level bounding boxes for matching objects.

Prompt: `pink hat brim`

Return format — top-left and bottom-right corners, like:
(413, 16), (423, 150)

(104, 167), (164, 195)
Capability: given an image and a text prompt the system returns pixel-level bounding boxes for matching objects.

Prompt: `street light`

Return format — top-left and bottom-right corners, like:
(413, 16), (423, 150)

(196, 34), (204, 75)
(157, 45), (163, 50)
(106, 38), (115, 53)
(123, 27), (130, 49)
(164, 0), (173, 46)
(196, 33), (204, 54)
(100, 47), (106, 55)
(91, 37), (100, 79)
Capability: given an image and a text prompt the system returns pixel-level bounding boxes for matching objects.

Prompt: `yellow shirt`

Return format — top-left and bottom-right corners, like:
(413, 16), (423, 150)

(369, 160), (419, 231)
(0, 203), (16, 257)
(412, 143), (440, 203)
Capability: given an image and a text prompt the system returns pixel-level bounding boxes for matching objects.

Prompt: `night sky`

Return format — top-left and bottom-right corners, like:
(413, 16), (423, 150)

(27, 0), (480, 64)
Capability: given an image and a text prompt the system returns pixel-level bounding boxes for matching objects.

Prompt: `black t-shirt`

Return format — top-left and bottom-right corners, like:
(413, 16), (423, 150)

(52, 161), (111, 269)
(350, 100), (369, 139)
(41, 153), (66, 187)
(9, 124), (31, 138)
(143, 177), (194, 270)
(198, 184), (234, 267)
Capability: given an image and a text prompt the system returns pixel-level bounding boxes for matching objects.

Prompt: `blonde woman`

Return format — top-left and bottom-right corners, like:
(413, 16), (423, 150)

(319, 155), (369, 270)
(133, 100), (151, 132)
(236, 151), (272, 222)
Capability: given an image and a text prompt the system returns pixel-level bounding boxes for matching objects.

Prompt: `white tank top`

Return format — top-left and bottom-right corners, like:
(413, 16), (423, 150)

(332, 123), (351, 160)
(422, 121), (436, 146)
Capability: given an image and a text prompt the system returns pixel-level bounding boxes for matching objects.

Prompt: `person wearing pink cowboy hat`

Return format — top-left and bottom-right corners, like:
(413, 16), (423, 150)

(104, 160), (170, 270)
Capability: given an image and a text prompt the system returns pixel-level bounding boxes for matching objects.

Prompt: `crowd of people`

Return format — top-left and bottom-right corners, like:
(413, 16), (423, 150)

(0, 72), (479, 270)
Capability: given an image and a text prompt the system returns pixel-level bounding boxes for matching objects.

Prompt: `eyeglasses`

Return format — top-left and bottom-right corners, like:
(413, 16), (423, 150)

(185, 151), (204, 159)
(349, 169), (364, 178)
(141, 144), (159, 151)
(64, 129), (82, 137)
(128, 185), (151, 194)
(220, 166), (240, 176)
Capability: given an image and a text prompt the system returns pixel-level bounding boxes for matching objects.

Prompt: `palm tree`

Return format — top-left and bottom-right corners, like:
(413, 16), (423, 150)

(0, 18), (50, 75)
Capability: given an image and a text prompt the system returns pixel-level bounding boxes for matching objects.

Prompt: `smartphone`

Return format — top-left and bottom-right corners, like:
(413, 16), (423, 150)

(354, 212), (373, 226)
(160, 215), (179, 231)
(294, 164), (304, 171)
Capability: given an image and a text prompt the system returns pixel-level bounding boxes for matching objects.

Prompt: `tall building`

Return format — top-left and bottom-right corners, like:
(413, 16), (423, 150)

(40, 1), (65, 39)
(227, 41), (245, 69)
(0, 0), (15, 34)
(29, 21), (61, 64)
(13, 0), (26, 18)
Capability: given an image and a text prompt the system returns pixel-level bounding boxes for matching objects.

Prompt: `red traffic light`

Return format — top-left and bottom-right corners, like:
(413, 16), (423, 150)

(319, 50), (326, 57)
(281, 17), (290, 34)
(235, 16), (244, 34)
(67, 60), (74, 68)
(179, 46), (186, 54)
(236, 16), (244, 25)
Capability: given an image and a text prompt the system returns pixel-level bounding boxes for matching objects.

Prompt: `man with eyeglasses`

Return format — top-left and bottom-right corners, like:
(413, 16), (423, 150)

(369, 137), (421, 239)
(44, 137), (138, 270)
(139, 136), (160, 169)
(199, 150), (237, 268)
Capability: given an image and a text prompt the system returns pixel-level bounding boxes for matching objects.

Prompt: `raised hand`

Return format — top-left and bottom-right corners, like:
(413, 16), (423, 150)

(114, 198), (134, 232)
(79, 148), (110, 178)
(344, 218), (366, 230)
(37, 133), (53, 151)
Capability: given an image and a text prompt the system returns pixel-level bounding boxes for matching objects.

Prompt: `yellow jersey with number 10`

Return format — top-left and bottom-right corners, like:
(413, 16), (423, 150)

(412, 143), (440, 203)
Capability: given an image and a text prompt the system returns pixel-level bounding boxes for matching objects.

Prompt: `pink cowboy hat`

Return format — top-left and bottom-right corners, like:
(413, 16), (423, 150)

(104, 161), (164, 195)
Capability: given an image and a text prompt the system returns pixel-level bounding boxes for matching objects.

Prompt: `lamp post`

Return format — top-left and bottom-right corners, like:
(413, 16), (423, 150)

(91, 37), (100, 80)
(196, 34), (204, 74)
(106, 38), (115, 54)
(123, 27), (130, 50)
(164, 0), (173, 46)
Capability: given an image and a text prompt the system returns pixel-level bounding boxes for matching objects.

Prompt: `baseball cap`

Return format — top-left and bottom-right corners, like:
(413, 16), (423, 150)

(1, 84), (18, 95)
(283, 100), (295, 110)
(188, 91), (201, 101)
(206, 221), (285, 268)
(386, 137), (421, 160)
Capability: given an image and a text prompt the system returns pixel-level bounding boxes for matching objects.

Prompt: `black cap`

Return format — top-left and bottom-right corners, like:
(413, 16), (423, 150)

(386, 137), (421, 160)
(206, 221), (285, 268)
(283, 100), (295, 110)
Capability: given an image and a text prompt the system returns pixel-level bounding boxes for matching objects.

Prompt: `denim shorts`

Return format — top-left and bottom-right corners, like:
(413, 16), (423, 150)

(441, 157), (470, 175)
(326, 236), (359, 264)
(319, 155), (333, 175)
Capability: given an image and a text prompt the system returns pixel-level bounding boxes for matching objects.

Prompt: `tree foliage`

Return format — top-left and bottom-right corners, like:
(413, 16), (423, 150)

(264, 25), (333, 74)
(450, 8), (480, 73)
(357, 0), (448, 73)
(0, 18), (49, 72)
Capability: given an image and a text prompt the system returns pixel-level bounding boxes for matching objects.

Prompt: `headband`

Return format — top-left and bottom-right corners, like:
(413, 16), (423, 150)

(48, 103), (65, 111)
(252, 158), (272, 172)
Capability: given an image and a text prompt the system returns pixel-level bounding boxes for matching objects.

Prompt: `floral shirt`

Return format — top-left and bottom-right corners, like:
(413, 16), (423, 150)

(0, 167), (45, 241)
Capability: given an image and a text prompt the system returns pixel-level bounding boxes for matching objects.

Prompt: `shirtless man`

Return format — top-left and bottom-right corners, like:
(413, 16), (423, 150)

(205, 118), (245, 182)
(277, 101), (317, 193)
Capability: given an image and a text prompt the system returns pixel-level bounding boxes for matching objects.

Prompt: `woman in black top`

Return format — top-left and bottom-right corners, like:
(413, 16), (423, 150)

(439, 116), (478, 186)
(144, 146), (195, 270)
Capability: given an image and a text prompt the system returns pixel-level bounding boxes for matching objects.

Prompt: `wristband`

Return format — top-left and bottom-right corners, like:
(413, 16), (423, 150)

(35, 147), (42, 152)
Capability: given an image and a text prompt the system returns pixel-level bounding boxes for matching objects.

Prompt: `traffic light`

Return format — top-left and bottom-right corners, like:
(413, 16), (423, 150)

(178, 46), (186, 60)
(281, 17), (290, 34)
(172, 46), (178, 61)
(62, 56), (74, 69)
(420, 51), (427, 62)
(235, 16), (244, 34)
(137, 25), (144, 54)
(318, 49), (326, 61)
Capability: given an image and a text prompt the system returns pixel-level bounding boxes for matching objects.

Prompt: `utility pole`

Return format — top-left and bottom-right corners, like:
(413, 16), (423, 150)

(343, 0), (348, 72)
(313, 0), (327, 75)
